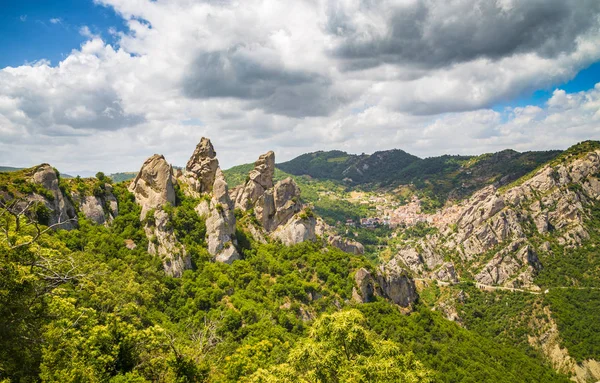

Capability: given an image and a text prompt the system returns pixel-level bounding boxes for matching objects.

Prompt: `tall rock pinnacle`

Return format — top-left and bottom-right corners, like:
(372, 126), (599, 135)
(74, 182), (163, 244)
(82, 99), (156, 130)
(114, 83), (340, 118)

(184, 137), (219, 194)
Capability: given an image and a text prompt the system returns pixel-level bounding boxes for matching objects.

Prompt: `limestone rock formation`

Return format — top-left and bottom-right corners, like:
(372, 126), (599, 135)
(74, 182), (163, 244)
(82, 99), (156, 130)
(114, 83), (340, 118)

(271, 215), (317, 246)
(328, 235), (365, 255)
(475, 240), (540, 287)
(182, 137), (219, 195)
(29, 164), (78, 229)
(145, 209), (191, 277)
(376, 260), (418, 307)
(72, 184), (119, 225)
(434, 262), (459, 283)
(232, 151), (316, 245)
(232, 151), (274, 209)
(352, 268), (376, 303)
(196, 169), (240, 264)
(388, 149), (600, 288)
(129, 154), (176, 219)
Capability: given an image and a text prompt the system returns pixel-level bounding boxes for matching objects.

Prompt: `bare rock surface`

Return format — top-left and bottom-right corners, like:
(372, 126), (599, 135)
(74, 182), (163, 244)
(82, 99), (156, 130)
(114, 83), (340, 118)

(389, 149), (600, 287)
(233, 151), (317, 245)
(376, 259), (418, 307)
(182, 137), (219, 195)
(27, 164), (78, 229)
(352, 268), (376, 303)
(197, 169), (240, 264)
(129, 154), (176, 219)
(145, 209), (191, 277)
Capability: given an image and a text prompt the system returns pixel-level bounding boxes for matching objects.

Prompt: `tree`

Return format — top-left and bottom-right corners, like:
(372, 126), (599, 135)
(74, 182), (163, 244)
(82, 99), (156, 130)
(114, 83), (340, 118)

(247, 309), (432, 383)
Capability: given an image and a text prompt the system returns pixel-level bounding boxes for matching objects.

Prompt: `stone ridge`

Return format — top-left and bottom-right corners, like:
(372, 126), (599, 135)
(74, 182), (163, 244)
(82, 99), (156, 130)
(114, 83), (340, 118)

(230, 150), (316, 245)
(390, 149), (600, 289)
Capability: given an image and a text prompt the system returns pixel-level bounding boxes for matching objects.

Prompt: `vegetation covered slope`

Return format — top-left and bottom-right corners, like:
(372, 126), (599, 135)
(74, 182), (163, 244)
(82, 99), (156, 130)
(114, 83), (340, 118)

(0, 168), (570, 382)
(277, 148), (561, 207)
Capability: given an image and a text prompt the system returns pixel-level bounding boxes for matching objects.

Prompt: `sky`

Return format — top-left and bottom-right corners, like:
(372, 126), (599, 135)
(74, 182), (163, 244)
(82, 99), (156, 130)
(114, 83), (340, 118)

(1, 0), (600, 176)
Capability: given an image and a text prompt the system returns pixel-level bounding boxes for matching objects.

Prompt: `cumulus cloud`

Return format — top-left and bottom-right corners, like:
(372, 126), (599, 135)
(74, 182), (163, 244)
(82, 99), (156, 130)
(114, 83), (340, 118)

(1, 0), (600, 174)
(326, 0), (600, 69)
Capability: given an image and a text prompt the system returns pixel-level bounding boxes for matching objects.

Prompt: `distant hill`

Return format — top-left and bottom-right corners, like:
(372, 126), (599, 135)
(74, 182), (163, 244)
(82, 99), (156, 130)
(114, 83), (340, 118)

(1, 166), (74, 178)
(276, 148), (562, 207)
(108, 172), (137, 183)
(0, 166), (23, 172)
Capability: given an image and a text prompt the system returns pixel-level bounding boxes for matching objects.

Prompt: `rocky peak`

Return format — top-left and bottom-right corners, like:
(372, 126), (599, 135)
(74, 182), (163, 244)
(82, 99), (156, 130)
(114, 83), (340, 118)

(232, 150), (275, 209)
(129, 154), (176, 219)
(250, 151), (275, 189)
(391, 148), (600, 290)
(30, 164), (78, 229)
(196, 168), (240, 264)
(231, 152), (316, 245)
(183, 137), (220, 194)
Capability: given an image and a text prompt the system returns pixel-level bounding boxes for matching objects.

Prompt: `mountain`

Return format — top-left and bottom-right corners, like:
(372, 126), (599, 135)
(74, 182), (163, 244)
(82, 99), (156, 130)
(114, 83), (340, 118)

(1, 165), (74, 178)
(2, 139), (599, 382)
(0, 166), (23, 172)
(278, 148), (561, 209)
(108, 171), (137, 183)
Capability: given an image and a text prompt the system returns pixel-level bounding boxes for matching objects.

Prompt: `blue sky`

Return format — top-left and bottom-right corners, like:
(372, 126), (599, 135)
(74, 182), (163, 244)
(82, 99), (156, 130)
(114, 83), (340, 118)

(0, 0), (126, 67)
(3, 0), (600, 110)
(492, 61), (600, 111)
(1, 0), (600, 175)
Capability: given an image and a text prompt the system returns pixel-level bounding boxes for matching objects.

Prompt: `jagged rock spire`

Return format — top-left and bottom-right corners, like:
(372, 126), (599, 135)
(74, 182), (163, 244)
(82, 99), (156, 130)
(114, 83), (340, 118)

(232, 150), (275, 209)
(129, 154), (176, 219)
(184, 137), (220, 194)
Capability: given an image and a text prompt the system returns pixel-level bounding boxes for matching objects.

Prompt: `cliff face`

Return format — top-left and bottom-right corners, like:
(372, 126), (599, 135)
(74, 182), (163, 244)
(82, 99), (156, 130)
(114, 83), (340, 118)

(128, 154), (176, 220)
(351, 263), (418, 308)
(231, 151), (317, 245)
(71, 183), (119, 225)
(390, 149), (600, 289)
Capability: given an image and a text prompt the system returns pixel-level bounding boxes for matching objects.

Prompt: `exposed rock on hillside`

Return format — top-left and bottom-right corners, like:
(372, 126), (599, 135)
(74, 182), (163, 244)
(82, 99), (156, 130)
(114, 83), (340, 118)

(144, 209), (191, 277)
(232, 151), (274, 209)
(351, 262), (418, 308)
(196, 169), (240, 264)
(182, 137), (219, 195)
(71, 184), (118, 225)
(129, 154), (175, 219)
(231, 151), (316, 245)
(327, 235), (364, 255)
(271, 215), (317, 246)
(352, 268), (376, 303)
(29, 164), (78, 229)
(391, 149), (600, 288)
(377, 260), (418, 307)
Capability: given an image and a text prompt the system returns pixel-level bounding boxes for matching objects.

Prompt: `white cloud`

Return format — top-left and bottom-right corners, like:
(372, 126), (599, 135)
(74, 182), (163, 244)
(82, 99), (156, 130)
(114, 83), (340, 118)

(49, 18), (62, 24)
(1, 0), (600, 175)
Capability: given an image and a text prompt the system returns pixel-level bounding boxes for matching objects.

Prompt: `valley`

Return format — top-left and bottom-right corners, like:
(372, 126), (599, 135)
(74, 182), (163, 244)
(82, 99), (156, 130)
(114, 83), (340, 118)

(1, 140), (599, 382)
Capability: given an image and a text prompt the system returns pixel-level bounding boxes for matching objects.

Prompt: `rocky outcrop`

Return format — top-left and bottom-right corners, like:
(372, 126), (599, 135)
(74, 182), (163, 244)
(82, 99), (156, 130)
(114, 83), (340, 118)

(434, 262), (459, 283)
(389, 149), (600, 288)
(129, 154), (176, 219)
(327, 235), (365, 255)
(475, 240), (540, 287)
(71, 184), (119, 225)
(232, 151), (316, 245)
(144, 209), (191, 277)
(182, 137), (219, 195)
(376, 260), (418, 307)
(271, 215), (317, 246)
(232, 151), (275, 209)
(29, 164), (78, 229)
(196, 169), (240, 264)
(352, 268), (376, 303)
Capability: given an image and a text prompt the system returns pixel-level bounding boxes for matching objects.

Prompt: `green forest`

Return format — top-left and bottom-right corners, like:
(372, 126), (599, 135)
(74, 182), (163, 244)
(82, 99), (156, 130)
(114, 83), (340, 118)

(0, 173), (570, 383)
